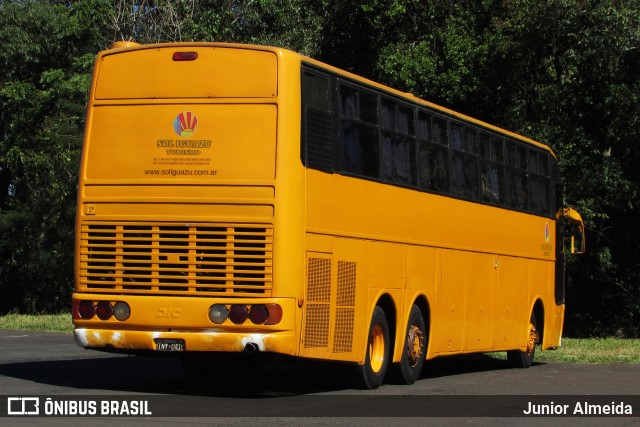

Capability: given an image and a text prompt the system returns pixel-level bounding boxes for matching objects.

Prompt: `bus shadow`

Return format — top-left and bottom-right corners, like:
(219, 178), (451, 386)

(420, 353), (543, 380)
(0, 352), (542, 397)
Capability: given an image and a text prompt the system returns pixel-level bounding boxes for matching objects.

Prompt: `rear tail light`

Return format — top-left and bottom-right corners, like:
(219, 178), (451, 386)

(96, 301), (113, 320)
(228, 305), (249, 324)
(208, 303), (282, 325)
(73, 300), (129, 321)
(248, 305), (269, 325)
(265, 304), (283, 325)
(78, 301), (95, 319)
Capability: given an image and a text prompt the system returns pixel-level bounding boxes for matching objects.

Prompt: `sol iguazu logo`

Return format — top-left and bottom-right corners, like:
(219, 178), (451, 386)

(173, 111), (198, 137)
(544, 222), (550, 243)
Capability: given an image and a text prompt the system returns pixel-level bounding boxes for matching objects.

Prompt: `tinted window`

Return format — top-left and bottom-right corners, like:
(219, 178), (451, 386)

(339, 83), (381, 179)
(480, 133), (505, 204)
(341, 122), (379, 178)
(419, 140), (449, 193)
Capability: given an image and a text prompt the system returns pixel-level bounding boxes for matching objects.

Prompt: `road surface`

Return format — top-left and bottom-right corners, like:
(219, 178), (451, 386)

(0, 330), (638, 425)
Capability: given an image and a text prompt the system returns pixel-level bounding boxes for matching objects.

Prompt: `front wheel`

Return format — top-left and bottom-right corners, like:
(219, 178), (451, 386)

(507, 312), (539, 368)
(352, 306), (390, 389)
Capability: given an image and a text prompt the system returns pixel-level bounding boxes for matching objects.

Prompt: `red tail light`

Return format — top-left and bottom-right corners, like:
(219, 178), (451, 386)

(78, 301), (96, 319)
(248, 305), (269, 325)
(265, 304), (283, 325)
(228, 305), (249, 324)
(96, 301), (113, 320)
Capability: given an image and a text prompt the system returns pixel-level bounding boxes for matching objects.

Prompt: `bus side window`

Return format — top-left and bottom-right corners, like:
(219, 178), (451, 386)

(451, 124), (479, 200)
(302, 69), (333, 172)
(432, 116), (448, 146)
(341, 85), (358, 119)
(418, 112), (449, 193)
(529, 150), (551, 216)
(419, 141), (449, 193)
(506, 142), (528, 210)
(340, 84), (380, 179)
(480, 133), (505, 205)
(382, 100), (416, 187)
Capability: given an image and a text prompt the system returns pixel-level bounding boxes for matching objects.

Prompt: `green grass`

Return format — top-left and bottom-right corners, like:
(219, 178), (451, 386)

(543, 338), (640, 363)
(0, 314), (638, 364)
(0, 313), (73, 333)
(490, 338), (640, 364)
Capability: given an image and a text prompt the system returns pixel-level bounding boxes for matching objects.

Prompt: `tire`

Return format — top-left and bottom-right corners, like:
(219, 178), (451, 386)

(390, 305), (427, 384)
(352, 306), (390, 389)
(507, 312), (538, 369)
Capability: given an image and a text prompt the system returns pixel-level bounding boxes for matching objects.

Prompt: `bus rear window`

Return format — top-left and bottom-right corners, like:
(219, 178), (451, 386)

(95, 47), (277, 99)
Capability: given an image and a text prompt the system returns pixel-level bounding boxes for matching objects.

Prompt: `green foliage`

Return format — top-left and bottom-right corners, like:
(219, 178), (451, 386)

(0, 0), (103, 313)
(492, 1), (640, 337)
(0, 1), (638, 337)
(107, 0), (324, 55)
(374, 1), (497, 107)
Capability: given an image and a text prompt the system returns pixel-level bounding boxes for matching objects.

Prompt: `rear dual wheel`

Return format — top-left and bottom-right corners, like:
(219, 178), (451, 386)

(353, 306), (390, 389)
(353, 305), (427, 389)
(391, 305), (427, 384)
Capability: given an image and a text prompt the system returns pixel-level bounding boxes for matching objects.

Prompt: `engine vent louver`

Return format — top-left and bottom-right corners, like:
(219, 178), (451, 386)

(80, 222), (272, 296)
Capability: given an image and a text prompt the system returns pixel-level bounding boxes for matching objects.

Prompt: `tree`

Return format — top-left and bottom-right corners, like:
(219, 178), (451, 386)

(0, 1), (637, 337)
(107, 0), (324, 55)
(0, 0), (110, 313)
(492, 0), (640, 337)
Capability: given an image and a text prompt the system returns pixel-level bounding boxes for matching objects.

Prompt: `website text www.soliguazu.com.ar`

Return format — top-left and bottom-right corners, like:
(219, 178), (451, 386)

(144, 169), (218, 177)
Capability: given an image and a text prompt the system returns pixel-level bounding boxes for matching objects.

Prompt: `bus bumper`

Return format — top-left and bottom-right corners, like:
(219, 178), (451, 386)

(73, 327), (297, 355)
(71, 293), (298, 356)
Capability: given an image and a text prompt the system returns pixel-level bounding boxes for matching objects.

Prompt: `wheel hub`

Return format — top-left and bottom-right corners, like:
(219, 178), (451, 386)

(369, 324), (385, 373)
(526, 324), (539, 355)
(407, 324), (424, 366)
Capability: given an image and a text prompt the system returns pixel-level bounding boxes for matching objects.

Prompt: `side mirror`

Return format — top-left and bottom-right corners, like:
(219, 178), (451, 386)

(559, 208), (585, 255)
(570, 224), (585, 255)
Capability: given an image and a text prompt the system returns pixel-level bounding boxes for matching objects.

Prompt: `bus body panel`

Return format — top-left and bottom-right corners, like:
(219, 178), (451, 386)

(95, 46), (277, 99)
(85, 104), (276, 181)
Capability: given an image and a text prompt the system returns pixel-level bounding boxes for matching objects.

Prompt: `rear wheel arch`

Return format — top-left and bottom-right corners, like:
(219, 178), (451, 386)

(532, 299), (545, 346)
(376, 293), (397, 356)
(413, 295), (431, 346)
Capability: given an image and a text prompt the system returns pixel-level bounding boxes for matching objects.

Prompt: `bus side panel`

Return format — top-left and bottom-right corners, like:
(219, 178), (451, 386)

(302, 236), (408, 364)
(300, 238), (369, 363)
(404, 245), (437, 361)
(465, 253), (498, 351)
(549, 304), (565, 348)
(495, 256), (529, 349)
(545, 261), (564, 348)
(430, 249), (470, 354)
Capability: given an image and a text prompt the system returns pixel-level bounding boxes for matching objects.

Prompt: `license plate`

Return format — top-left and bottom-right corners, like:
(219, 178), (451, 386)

(155, 339), (185, 352)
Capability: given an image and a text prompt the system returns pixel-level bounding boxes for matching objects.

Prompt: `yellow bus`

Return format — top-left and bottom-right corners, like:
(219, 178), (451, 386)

(72, 42), (584, 389)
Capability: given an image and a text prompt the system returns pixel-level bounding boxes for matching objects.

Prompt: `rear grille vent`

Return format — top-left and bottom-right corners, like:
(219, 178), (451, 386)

(79, 222), (272, 296)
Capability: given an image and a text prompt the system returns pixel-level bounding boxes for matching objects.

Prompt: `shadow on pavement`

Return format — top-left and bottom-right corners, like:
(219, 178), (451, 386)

(0, 351), (529, 397)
